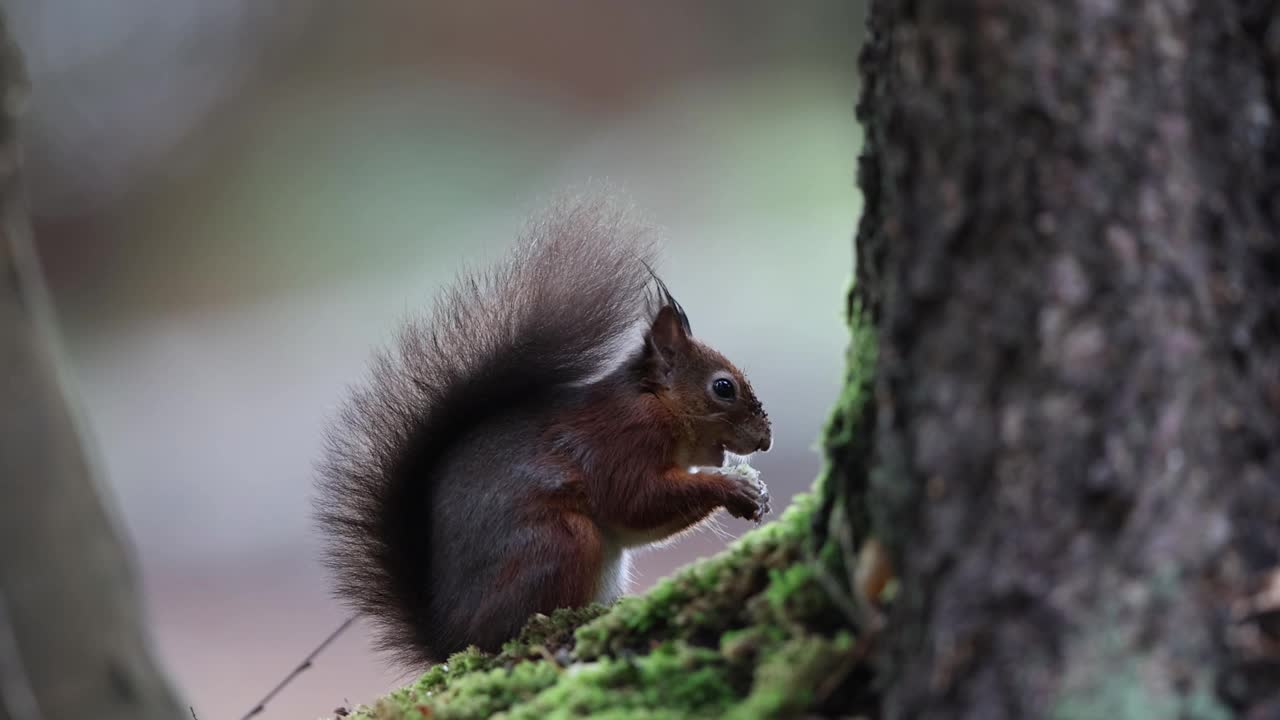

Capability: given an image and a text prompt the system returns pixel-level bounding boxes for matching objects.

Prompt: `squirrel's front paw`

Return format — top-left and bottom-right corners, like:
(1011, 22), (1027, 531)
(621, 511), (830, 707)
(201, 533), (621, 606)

(721, 465), (770, 524)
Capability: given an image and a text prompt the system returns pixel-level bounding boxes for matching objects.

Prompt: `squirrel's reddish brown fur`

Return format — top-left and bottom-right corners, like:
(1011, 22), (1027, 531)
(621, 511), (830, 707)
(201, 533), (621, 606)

(316, 195), (773, 667)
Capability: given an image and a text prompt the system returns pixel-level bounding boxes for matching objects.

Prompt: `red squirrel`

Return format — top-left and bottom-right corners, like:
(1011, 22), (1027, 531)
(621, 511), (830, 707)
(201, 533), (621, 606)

(316, 196), (773, 667)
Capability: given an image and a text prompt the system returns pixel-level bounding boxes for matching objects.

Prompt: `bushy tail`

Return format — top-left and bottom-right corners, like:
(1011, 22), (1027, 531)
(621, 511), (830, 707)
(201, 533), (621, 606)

(315, 194), (656, 666)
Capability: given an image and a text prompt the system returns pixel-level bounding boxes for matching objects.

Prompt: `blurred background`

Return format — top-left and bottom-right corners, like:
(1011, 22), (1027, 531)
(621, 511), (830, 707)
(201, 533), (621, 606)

(5, 1), (863, 717)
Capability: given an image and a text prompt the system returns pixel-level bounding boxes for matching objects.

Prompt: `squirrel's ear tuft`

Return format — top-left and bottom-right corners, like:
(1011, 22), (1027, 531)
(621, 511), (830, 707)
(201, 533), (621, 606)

(647, 304), (690, 371)
(642, 261), (692, 336)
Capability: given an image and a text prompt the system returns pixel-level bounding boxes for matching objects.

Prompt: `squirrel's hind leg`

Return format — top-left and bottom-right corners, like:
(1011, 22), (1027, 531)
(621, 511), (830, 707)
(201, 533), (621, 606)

(459, 511), (604, 652)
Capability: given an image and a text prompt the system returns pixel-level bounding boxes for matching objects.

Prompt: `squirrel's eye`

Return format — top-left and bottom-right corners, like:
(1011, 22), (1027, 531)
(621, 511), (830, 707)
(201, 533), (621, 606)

(712, 377), (737, 401)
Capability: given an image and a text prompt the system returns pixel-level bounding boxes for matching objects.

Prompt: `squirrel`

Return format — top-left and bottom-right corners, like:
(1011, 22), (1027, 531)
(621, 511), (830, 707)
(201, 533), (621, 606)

(315, 196), (773, 667)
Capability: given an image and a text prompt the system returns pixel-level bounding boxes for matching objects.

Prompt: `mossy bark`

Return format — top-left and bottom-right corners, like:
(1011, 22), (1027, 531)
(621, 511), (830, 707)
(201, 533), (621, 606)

(344, 494), (876, 720)
(842, 1), (1280, 718)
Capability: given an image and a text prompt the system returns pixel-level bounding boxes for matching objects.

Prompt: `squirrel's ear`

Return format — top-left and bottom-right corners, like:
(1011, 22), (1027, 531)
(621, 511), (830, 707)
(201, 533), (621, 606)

(647, 305), (690, 370)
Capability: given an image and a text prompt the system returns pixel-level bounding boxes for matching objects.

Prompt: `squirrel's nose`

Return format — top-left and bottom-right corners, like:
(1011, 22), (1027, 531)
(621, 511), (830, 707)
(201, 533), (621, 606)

(756, 435), (772, 453)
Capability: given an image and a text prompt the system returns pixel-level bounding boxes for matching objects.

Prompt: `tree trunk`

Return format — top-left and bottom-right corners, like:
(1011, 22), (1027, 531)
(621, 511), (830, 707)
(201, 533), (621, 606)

(841, 1), (1280, 717)
(0, 14), (186, 720)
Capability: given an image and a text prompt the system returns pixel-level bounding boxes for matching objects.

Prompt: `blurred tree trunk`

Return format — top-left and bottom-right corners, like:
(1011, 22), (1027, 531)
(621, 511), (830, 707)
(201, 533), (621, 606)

(830, 1), (1280, 718)
(0, 14), (185, 720)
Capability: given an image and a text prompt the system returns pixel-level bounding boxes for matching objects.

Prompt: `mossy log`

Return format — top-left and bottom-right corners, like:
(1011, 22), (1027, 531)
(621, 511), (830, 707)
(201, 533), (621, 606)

(342, 485), (876, 719)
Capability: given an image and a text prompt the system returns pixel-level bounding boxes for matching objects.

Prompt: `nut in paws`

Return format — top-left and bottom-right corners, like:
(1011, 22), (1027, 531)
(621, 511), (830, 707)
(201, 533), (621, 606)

(724, 465), (771, 524)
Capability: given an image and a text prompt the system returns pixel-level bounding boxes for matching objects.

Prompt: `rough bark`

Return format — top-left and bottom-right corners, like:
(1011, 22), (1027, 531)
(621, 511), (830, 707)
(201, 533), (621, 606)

(0, 14), (186, 720)
(844, 1), (1280, 718)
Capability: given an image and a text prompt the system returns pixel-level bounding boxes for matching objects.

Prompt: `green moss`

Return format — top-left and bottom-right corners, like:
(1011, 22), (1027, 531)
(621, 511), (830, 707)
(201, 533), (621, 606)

(500, 604), (609, 659)
(353, 649), (561, 720)
(1049, 610), (1233, 720)
(424, 661), (562, 719)
(822, 298), (877, 455)
(809, 295), (879, 561)
(340, 491), (873, 720)
(409, 647), (493, 696)
(730, 632), (858, 720)
(751, 562), (833, 630)
(574, 494), (815, 660)
(1051, 659), (1231, 720)
(762, 564), (814, 609)
(503, 642), (736, 720)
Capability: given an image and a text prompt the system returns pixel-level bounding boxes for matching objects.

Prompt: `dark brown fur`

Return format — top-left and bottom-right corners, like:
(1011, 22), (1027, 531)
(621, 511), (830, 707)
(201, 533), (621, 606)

(316, 195), (771, 667)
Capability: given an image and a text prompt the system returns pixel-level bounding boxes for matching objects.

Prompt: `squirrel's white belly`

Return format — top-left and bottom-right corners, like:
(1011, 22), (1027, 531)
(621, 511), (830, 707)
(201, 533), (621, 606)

(594, 539), (632, 604)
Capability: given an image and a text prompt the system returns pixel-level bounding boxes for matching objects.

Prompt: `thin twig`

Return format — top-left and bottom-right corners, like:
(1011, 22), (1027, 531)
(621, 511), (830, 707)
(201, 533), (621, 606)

(807, 502), (884, 632)
(811, 559), (863, 629)
(833, 503), (885, 633)
(240, 616), (356, 720)
(815, 626), (879, 703)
